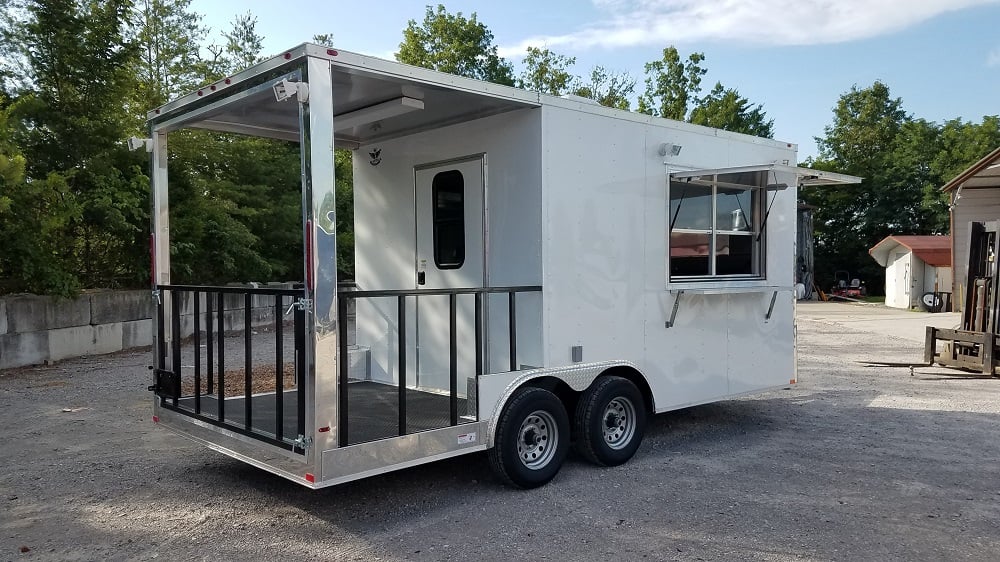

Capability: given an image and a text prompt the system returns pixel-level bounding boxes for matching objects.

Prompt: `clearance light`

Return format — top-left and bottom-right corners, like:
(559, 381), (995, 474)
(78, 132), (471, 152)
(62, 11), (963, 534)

(305, 473), (315, 483)
(152, 416), (159, 423)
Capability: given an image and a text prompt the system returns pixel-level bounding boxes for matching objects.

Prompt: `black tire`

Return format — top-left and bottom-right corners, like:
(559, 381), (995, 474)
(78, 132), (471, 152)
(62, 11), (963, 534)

(488, 386), (570, 489)
(922, 292), (943, 313)
(574, 376), (646, 467)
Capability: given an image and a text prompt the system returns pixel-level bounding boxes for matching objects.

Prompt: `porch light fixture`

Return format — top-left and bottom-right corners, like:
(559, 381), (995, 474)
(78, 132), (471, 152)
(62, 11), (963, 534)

(335, 96), (424, 130)
(273, 79), (310, 103)
(658, 143), (682, 157)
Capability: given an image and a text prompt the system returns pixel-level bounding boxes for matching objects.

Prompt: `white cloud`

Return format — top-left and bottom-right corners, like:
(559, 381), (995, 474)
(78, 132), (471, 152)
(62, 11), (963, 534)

(989, 48), (1000, 67)
(499, 0), (1000, 56)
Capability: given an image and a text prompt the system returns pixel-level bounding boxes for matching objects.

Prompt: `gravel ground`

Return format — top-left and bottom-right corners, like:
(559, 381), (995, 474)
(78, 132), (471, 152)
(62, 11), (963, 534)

(2, 307), (1000, 561)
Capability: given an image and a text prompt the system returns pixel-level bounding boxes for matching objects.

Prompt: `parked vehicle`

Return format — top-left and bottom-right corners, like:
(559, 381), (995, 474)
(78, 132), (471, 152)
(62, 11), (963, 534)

(143, 44), (859, 488)
(830, 270), (867, 299)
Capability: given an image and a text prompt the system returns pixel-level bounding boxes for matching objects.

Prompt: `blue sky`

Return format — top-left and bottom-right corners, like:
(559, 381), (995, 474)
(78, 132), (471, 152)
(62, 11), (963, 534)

(191, 0), (1000, 161)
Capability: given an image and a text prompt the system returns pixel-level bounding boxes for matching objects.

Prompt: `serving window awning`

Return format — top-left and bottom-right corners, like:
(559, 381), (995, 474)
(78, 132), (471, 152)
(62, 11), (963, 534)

(670, 163), (861, 189)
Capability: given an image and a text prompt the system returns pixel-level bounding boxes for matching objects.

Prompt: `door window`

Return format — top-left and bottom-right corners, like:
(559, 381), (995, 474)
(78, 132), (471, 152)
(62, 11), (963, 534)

(432, 170), (465, 269)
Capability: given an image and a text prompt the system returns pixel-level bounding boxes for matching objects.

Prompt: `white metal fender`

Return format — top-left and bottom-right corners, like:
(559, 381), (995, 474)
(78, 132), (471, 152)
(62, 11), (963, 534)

(480, 360), (650, 448)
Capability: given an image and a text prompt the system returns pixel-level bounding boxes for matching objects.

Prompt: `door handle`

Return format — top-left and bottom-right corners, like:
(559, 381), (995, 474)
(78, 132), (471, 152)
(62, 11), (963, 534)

(417, 271), (426, 285)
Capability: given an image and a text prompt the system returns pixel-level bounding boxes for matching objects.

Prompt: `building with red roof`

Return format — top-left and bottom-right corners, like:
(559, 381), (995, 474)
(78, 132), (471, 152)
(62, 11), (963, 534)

(869, 235), (952, 309)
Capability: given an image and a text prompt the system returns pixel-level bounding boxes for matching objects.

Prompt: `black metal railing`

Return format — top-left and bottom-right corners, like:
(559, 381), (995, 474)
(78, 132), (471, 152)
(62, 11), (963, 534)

(336, 285), (541, 447)
(152, 284), (307, 453)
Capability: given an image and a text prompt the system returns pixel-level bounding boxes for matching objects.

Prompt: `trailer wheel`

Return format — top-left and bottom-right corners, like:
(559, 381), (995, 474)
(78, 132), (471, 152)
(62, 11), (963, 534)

(488, 386), (570, 489)
(574, 376), (646, 466)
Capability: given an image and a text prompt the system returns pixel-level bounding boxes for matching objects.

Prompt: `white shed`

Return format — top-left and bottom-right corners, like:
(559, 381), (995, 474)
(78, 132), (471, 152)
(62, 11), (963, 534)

(869, 235), (952, 310)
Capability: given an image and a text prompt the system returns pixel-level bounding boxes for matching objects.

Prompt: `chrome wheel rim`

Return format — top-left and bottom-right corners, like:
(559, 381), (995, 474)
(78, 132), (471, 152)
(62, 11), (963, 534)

(603, 396), (636, 450)
(517, 410), (558, 469)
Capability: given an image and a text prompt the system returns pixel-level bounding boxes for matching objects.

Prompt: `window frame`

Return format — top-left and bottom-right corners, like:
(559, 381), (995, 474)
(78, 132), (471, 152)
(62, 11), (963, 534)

(668, 171), (767, 282)
(431, 169), (466, 270)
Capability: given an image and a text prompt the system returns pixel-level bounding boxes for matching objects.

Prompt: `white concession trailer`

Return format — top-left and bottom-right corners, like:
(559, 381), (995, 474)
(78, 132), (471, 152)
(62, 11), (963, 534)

(145, 44), (860, 488)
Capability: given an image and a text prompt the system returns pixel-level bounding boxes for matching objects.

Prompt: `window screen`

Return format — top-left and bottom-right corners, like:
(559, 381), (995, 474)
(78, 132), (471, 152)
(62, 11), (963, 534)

(432, 170), (465, 269)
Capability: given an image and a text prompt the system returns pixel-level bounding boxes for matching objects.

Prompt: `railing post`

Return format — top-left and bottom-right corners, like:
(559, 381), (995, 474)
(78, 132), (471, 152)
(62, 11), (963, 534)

(244, 293), (253, 430)
(274, 295), (284, 441)
(449, 293), (458, 426)
(475, 292), (483, 378)
(398, 295), (407, 436)
(170, 290), (182, 406)
(337, 295), (349, 446)
(193, 291), (201, 414)
(156, 291), (166, 371)
(508, 291), (517, 371)
(206, 293), (214, 394)
(217, 292), (225, 422)
(295, 304), (306, 442)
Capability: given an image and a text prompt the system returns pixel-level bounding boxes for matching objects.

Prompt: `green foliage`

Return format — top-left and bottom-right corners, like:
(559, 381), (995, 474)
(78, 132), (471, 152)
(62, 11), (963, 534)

(817, 81), (906, 174)
(312, 33), (335, 47)
(803, 80), (1000, 294)
(397, 5), (514, 85)
(637, 46), (706, 120)
(689, 82), (774, 138)
(166, 131), (303, 284)
(197, 11), (265, 82)
(334, 149), (354, 277)
(133, 0), (206, 108)
(1, 0), (149, 294)
(571, 66), (636, 110)
(517, 47), (576, 95)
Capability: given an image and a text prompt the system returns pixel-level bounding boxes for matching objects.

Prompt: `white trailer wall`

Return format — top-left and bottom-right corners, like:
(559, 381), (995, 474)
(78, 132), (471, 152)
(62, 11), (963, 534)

(540, 103), (797, 410)
(353, 108), (544, 385)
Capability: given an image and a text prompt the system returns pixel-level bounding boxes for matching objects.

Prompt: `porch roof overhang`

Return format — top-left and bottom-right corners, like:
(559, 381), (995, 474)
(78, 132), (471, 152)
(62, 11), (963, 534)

(941, 146), (1000, 193)
(669, 163), (861, 190)
(146, 44), (541, 147)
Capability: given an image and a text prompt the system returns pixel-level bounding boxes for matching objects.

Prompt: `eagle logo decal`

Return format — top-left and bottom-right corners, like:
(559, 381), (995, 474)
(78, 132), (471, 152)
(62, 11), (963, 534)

(369, 148), (382, 166)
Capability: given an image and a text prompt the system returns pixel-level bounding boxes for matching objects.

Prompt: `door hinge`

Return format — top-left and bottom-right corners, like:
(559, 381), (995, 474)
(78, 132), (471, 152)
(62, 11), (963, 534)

(292, 434), (313, 451)
(151, 289), (161, 305)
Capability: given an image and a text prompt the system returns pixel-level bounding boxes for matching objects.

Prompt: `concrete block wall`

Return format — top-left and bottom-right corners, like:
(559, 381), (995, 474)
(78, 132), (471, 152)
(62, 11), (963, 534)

(0, 291), (155, 370)
(0, 287), (361, 370)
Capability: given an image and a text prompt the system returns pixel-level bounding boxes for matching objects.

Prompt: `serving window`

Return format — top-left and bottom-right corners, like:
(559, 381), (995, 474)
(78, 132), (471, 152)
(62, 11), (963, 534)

(669, 170), (766, 280)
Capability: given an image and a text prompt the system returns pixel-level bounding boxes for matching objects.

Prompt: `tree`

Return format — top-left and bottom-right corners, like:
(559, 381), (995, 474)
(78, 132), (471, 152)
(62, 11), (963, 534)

(689, 82), (774, 138)
(312, 33), (334, 47)
(804, 81), (912, 291)
(571, 66), (636, 110)
(4, 0), (148, 292)
(222, 12), (263, 72)
(133, 0), (206, 109)
(396, 4), (514, 85)
(196, 11), (264, 82)
(637, 46), (706, 120)
(517, 46), (575, 95)
(816, 81), (906, 175)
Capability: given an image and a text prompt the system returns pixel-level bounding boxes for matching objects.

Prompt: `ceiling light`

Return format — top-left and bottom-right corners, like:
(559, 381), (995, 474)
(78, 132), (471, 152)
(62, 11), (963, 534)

(335, 96), (424, 130)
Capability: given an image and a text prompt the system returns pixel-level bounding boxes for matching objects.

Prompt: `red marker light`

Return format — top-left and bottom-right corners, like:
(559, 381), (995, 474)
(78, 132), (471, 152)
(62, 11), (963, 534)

(197, 90), (203, 96)
(210, 85), (216, 91)
(318, 426), (330, 433)
(305, 473), (315, 483)
(224, 78), (231, 84)
(327, 49), (338, 56)
(152, 416), (159, 423)
(284, 52), (291, 60)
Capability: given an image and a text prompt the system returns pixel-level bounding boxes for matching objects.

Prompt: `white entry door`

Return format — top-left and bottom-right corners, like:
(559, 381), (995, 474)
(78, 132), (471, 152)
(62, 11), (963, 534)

(413, 156), (485, 394)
